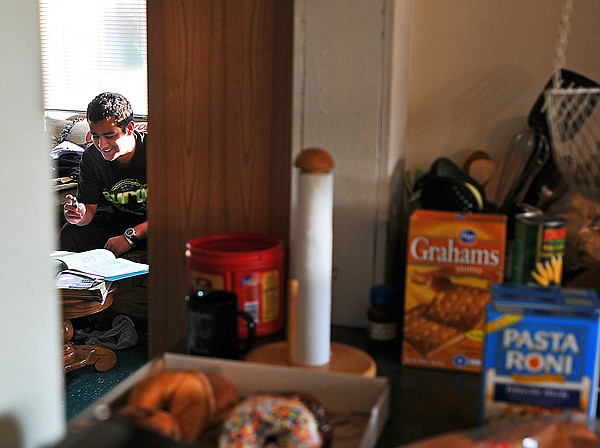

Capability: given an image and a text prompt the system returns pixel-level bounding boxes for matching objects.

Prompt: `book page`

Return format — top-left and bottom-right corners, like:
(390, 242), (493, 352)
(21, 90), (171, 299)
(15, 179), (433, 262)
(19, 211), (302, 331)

(54, 249), (116, 269)
(64, 258), (148, 280)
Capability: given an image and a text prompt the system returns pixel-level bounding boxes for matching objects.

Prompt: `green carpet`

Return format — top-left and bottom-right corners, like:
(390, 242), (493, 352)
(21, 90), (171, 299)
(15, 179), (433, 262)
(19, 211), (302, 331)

(64, 315), (149, 420)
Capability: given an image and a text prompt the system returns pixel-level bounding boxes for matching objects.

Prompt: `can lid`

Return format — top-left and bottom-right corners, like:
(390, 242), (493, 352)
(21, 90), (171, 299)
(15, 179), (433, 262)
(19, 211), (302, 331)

(370, 284), (397, 305)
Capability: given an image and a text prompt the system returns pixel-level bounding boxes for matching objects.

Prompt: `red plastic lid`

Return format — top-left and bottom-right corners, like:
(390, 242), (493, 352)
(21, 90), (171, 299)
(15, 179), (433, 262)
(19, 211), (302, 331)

(186, 233), (284, 265)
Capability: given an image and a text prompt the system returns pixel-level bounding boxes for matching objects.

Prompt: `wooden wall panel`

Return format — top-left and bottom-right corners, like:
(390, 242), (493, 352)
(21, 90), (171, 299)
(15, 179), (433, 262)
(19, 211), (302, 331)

(147, 0), (293, 356)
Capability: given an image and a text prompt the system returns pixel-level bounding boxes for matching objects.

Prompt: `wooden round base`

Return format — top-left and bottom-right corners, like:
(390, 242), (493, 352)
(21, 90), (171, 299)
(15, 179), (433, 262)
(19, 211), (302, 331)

(62, 294), (116, 373)
(245, 341), (377, 377)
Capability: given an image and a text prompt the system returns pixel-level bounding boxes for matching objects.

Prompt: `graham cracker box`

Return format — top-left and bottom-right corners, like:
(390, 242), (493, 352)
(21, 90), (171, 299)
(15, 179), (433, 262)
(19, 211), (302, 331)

(402, 209), (506, 372)
(70, 353), (391, 448)
(481, 284), (600, 424)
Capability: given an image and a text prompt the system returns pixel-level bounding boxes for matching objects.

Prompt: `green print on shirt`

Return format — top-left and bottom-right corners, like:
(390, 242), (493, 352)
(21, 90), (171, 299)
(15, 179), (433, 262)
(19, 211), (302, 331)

(104, 188), (147, 205)
(103, 179), (148, 214)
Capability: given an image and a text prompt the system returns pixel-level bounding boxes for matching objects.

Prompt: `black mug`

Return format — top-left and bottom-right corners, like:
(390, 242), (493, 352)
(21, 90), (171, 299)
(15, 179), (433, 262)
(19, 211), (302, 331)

(185, 288), (255, 359)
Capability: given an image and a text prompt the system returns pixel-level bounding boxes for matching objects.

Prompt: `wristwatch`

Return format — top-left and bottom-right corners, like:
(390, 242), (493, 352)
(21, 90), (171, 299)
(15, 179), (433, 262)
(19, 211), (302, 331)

(123, 227), (139, 247)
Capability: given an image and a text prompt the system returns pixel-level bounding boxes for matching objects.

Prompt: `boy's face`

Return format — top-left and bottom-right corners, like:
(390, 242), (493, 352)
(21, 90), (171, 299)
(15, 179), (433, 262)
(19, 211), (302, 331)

(88, 117), (135, 162)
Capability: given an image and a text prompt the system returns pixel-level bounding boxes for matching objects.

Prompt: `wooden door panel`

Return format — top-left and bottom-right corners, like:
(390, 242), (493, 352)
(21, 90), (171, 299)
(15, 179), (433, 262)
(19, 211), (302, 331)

(147, 0), (293, 356)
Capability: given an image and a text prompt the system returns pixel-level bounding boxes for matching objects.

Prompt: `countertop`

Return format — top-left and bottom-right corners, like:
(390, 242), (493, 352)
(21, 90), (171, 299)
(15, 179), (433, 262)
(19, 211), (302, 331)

(330, 326), (481, 447)
(192, 325), (482, 446)
(55, 326), (482, 448)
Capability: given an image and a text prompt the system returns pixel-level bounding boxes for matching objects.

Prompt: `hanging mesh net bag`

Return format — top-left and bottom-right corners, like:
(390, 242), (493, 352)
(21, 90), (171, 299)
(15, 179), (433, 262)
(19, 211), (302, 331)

(545, 0), (600, 203)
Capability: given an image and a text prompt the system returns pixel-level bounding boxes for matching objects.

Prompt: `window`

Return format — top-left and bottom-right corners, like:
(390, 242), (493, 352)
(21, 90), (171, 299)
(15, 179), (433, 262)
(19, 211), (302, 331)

(39, 0), (148, 116)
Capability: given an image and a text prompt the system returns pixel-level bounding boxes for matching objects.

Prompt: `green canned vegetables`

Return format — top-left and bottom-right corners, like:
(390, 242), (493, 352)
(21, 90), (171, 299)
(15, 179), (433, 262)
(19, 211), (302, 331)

(511, 213), (566, 286)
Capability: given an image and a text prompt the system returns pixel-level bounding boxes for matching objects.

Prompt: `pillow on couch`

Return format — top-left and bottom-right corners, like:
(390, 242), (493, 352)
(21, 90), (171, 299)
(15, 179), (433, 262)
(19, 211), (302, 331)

(46, 117), (71, 147)
(45, 116), (91, 148)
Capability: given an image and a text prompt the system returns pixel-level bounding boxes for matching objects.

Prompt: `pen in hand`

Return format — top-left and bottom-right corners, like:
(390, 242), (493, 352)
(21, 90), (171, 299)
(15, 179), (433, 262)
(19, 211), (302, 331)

(65, 195), (81, 220)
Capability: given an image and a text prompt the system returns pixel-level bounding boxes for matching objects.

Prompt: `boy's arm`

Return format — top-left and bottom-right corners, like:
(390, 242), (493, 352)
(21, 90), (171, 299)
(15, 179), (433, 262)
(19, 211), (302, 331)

(104, 221), (148, 257)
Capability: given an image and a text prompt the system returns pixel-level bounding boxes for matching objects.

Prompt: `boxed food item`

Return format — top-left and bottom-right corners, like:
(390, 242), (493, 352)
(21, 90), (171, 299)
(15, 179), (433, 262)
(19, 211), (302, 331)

(70, 353), (391, 448)
(481, 284), (600, 424)
(401, 414), (600, 447)
(402, 209), (506, 372)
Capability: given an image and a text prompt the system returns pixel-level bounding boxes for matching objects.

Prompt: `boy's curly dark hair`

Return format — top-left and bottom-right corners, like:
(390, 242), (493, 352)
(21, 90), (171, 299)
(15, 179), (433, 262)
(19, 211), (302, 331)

(87, 92), (133, 131)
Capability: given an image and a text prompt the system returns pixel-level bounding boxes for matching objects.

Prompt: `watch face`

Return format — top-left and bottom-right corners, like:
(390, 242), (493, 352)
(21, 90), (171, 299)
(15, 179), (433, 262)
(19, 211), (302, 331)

(124, 228), (138, 245)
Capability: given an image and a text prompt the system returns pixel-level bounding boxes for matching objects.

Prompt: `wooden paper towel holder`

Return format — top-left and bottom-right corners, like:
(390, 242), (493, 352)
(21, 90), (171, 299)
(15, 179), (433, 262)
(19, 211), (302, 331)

(247, 149), (376, 377)
(245, 278), (377, 378)
(245, 341), (377, 378)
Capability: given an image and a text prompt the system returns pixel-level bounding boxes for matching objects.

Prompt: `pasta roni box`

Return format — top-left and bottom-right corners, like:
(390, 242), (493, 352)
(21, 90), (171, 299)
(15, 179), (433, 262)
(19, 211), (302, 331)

(481, 284), (600, 424)
(402, 209), (506, 372)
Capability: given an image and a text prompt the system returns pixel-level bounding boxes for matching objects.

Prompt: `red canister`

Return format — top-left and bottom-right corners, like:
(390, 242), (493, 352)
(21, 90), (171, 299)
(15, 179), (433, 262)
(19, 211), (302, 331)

(185, 233), (285, 337)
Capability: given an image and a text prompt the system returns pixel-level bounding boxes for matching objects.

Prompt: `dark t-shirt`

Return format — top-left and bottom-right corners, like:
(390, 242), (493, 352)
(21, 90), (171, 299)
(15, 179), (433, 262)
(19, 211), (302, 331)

(77, 130), (147, 229)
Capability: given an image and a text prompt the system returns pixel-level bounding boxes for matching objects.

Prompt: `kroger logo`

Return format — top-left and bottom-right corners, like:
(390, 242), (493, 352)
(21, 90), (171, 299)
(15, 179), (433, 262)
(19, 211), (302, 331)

(460, 229), (477, 244)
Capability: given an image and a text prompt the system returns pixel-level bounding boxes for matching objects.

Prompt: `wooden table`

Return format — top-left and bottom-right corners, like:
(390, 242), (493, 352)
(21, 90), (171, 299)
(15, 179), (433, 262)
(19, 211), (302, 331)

(62, 294), (117, 373)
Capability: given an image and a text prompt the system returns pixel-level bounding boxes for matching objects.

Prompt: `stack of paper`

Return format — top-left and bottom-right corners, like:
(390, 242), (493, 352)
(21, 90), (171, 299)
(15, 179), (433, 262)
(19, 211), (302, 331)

(56, 272), (113, 303)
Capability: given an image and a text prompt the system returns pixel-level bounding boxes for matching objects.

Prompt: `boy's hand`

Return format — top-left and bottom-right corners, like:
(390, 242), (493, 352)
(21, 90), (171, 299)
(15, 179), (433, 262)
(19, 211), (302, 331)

(63, 194), (84, 223)
(104, 235), (131, 257)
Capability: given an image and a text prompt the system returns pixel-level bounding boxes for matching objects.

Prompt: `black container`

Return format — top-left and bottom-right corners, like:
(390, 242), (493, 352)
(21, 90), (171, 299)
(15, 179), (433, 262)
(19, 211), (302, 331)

(185, 288), (255, 359)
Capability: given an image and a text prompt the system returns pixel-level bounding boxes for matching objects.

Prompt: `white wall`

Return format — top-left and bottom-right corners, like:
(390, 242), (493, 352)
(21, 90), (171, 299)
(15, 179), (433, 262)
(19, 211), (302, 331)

(0, 1), (66, 447)
(292, 0), (410, 327)
(405, 0), (600, 172)
(295, 0), (600, 327)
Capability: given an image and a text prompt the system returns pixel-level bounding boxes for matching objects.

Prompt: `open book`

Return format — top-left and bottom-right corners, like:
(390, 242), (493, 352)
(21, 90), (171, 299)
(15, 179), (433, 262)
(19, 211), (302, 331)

(52, 249), (149, 282)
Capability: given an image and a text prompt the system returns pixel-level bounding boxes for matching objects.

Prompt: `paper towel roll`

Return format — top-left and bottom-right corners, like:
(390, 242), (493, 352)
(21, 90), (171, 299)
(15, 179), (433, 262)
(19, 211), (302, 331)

(287, 278), (298, 364)
(290, 158), (334, 366)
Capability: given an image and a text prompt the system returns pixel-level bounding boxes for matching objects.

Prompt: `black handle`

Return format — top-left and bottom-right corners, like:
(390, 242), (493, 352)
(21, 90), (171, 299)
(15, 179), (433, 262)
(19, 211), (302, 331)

(236, 311), (255, 355)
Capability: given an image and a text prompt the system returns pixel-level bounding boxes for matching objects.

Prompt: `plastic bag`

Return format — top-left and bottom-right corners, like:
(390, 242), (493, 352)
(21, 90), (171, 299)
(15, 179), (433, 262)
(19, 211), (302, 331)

(73, 314), (138, 350)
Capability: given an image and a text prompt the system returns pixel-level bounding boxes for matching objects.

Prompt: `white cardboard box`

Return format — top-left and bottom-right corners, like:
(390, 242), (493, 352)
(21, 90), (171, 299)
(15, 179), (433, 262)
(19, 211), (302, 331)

(71, 353), (391, 448)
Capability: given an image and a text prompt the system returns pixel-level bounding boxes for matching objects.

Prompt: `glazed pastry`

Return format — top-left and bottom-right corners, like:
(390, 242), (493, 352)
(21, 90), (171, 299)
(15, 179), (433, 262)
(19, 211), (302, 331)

(116, 405), (182, 440)
(126, 370), (238, 444)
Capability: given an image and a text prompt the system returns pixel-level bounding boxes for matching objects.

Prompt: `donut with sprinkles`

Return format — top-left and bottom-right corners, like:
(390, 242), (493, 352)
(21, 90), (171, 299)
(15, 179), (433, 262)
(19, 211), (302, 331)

(219, 394), (322, 447)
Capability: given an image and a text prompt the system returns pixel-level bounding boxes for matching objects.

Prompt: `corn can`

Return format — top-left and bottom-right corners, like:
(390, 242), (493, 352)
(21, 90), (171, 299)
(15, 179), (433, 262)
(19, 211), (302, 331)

(510, 213), (566, 286)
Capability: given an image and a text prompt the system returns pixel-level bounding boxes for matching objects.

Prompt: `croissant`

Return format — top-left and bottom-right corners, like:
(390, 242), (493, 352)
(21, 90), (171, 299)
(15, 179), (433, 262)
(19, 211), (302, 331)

(121, 369), (238, 443)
